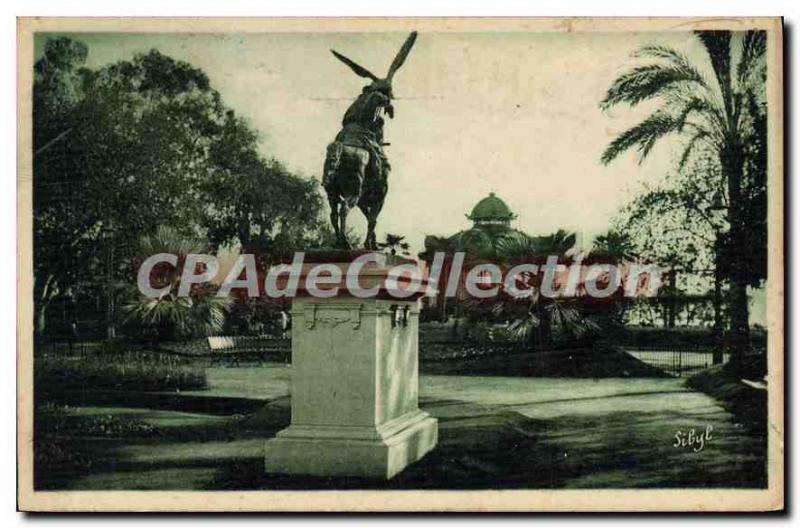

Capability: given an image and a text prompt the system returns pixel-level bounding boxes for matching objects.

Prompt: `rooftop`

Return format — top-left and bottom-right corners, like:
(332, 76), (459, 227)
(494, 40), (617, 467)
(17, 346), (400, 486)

(466, 192), (517, 223)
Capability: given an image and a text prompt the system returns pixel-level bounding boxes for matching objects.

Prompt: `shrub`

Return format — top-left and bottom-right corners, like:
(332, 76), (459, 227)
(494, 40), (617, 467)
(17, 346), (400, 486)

(35, 347), (207, 395)
(34, 403), (161, 488)
(119, 226), (231, 343)
(36, 403), (160, 437)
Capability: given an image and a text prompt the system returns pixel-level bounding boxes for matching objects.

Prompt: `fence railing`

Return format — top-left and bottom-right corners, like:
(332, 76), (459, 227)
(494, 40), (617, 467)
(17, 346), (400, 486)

(34, 340), (114, 359)
(35, 337), (765, 376)
(34, 337), (292, 366)
(621, 344), (765, 378)
(621, 346), (723, 377)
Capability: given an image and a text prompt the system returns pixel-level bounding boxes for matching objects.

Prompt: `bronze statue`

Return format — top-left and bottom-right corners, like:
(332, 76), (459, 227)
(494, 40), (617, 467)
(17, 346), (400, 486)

(323, 31), (417, 249)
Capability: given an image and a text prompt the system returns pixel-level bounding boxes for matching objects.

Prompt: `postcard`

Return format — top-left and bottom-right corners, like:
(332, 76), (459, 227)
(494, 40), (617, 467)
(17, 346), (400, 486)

(17, 16), (784, 512)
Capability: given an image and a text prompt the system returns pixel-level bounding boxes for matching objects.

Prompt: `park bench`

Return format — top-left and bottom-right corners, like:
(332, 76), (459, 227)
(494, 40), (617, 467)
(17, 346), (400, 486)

(207, 336), (236, 352)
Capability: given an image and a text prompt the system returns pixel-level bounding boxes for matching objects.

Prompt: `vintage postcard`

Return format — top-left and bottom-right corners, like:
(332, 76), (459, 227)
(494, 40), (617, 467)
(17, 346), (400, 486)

(17, 17), (784, 512)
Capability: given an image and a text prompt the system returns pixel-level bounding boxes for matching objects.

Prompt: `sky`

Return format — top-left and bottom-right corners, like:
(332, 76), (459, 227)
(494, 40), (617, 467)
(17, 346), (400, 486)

(34, 30), (715, 253)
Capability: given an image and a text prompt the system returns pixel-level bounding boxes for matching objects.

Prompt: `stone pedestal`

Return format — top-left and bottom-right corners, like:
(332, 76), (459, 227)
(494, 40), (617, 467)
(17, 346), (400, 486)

(264, 258), (438, 479)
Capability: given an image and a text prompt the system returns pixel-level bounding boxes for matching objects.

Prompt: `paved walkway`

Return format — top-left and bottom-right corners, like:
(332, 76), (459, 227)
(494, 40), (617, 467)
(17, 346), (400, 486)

(47, 367), (766, 490)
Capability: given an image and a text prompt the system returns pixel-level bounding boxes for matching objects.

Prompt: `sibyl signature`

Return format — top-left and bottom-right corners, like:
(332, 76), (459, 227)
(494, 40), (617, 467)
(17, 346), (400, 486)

(673, 425), (713, 453)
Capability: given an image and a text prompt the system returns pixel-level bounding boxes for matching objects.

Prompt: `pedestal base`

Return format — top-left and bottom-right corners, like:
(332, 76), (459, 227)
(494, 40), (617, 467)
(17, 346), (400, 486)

(264, 260), (438, 480)
(264, 410), (438, 479)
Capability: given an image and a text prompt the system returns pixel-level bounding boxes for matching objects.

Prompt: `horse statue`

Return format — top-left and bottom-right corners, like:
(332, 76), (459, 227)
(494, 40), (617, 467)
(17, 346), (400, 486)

(323, 31), (417, 249)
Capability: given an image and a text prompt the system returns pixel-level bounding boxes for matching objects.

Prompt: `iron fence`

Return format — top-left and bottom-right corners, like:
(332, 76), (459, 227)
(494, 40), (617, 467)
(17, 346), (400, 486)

(622, 346), (725, 377)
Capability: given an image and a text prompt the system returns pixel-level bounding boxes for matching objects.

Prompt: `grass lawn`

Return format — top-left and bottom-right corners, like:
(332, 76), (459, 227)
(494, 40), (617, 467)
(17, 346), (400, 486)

(35, 365), (766, 490)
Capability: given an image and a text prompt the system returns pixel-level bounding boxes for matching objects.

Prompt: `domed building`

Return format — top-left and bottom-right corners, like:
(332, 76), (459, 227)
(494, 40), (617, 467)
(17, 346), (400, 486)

(419, 192), (577, 319)
(467, 192), (517, 229)
(421, 192), (574, 259)
(421, 193), (525, 259)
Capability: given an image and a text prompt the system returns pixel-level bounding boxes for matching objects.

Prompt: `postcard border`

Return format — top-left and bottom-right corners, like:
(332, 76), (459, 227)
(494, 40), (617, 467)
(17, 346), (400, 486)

(16, 16), (784, 512)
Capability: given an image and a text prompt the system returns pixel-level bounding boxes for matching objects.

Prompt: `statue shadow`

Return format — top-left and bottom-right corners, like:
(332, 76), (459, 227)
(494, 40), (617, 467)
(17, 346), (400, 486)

(34, 386), (767, 491)
(206, 396), (767, 490)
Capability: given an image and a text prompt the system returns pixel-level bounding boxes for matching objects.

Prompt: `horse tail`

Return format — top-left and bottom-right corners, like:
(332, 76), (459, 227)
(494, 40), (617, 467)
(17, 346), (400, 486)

(323, 141), (344, 189)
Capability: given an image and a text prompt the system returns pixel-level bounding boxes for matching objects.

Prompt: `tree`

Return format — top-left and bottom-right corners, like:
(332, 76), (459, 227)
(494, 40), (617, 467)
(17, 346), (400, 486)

(592, 229), (637, 263)
(34, 40), (231, 338)
(532, 229), (578, 258)
(202, 112), (327, 251)
(33, 37), (331, 340)
(464, 231), (596, 352)
(33, 37), (97, 340)
(120, 226), (231, 342)
(611, 154), (730, 360)
(377, 233), (410, 256)
(600, 30), (767, 365)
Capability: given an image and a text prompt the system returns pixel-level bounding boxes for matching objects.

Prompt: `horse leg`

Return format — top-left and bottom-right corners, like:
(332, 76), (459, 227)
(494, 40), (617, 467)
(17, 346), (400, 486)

(360, 200), (380, 251)
(364, 165), (388, 251)
(365, 197), (383, 251)
(356, 152), (382, 250)
(338, 201), (352, 249)
(365, 214), (377, 250)
(328, 194), (341, 244)
(358, 202), (374, 250)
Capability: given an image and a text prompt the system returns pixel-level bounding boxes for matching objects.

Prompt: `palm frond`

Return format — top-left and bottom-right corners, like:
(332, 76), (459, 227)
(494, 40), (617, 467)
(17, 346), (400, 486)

(601, 110), (682, 165)
(677, 129), (711, 171)
(737, 30), (767, 87)
(538, 229), (577, 254)
(633, 45), (710, 87)
(672, 95), (724, 131)
(601, 61), (708, 110)
(507, 314), (539, 341)
(592, 230), (637, 262)
(695, 31), (732, 106)
(545, 302), (600, 338)
(494, 232), (540, 261)
(459, 228), (495, 257)
(122, 227), (230, 339)
(633, 45), (691, 63)
(140, 225), (209, 258)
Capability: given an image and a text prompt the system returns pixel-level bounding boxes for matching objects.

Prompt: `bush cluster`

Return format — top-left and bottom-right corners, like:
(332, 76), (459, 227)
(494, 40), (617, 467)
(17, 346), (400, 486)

(35, 347), (207, 394)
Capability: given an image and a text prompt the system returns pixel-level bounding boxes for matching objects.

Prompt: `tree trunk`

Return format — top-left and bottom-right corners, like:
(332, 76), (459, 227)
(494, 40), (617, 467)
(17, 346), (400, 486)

(721, 144), (751, 370)
(667, 269), (677, 328)
(35, 300), (49, 343)
(728, 281), (750, 371)
(435, 257), (452, 323)
(105, 239), (117, 340)
(537, 303), (553, 352)
(106, 294), (116, 340)
(712, 268), (724, 364)
(34, 273), (57, 343)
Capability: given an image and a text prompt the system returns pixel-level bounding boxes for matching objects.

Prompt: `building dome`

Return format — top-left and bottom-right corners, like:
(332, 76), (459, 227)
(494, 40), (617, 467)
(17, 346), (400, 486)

(466, 192), (517, 227)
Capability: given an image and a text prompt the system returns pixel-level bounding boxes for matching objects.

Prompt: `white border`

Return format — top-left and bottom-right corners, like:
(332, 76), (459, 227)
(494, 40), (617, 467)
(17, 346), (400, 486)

(4, 1), (795, 522)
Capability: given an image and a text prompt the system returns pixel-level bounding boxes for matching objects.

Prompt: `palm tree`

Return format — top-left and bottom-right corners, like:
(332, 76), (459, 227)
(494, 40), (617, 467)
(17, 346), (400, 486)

(490, 231), (595, 351)
(378, 233), (411, 256)
(121, 226), (231, 343)
(592, 230), (637, 264)
(533, 229), (578, 257)
(600, 30), (767, 365)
